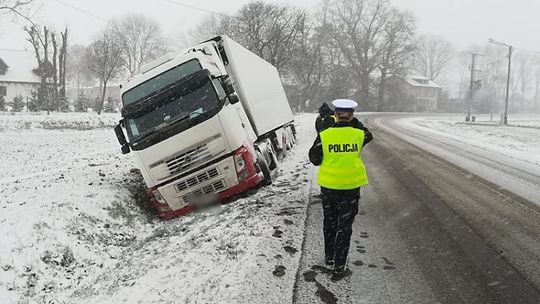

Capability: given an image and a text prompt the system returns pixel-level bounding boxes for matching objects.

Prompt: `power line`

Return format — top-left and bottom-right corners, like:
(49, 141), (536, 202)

(488, 38), (540, 56)
(29, 0), (44, 19)
(0, 48), (31, 52)
(158, 0), (229, 17)
(514, 47), (540, 56)
(52, 0), (108, 22)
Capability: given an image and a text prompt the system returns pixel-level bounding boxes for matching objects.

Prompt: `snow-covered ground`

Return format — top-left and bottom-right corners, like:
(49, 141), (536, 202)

(401, 114), (540, 166)
(0, 112), (319, 304)
(0, 112), (119, 131)
(370, 113), (540, 206)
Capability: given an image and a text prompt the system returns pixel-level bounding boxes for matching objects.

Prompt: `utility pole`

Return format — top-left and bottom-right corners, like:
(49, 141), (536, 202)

(467, 53), (481, 121)
(488, 38), (513, 125)
(503, 46), (513, 125)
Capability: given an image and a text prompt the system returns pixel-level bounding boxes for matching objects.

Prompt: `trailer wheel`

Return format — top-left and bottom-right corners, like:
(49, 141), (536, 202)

(288, 125), (297, 145)
(256, 151), (272, 185)
(267, 142), (279, 170)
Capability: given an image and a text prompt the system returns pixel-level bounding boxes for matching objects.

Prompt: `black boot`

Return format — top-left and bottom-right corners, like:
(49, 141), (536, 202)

(325, 257), (334, 266)
(331, 265), (351, 281)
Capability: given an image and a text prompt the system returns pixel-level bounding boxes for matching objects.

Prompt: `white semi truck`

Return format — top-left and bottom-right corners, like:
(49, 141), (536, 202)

(114, 36), (296, 218)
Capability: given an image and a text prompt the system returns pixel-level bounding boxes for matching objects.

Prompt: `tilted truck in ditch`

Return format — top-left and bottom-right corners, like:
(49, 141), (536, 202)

(114, 35), (296, 218)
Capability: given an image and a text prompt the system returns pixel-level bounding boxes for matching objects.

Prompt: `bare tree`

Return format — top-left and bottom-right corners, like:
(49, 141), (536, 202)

(414, 35), (453, 81)
(25, 25), (69, 112)
(286, 11), (326, 110)
(0, 0), (34, 22)
(67, 44), (94, 97)
(188, 14), (232, 44)
(327, 0), (391, 109)
(480, 45), (507, 96)
(25, 25), (54, 113)
(86, 28), (123, 115)
(534, 63), (540, 111)
(59, 28), (68, 105)
(378, 8), (417, 111)
(514, 53), (534, 108)
(50, 28), (69, 111)
(51, 32), (58, 103)
(226, 1), (306, 70)
(111, 14), (167, 77)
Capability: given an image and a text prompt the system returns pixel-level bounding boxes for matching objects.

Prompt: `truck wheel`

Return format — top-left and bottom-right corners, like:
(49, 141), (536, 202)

(256, 151), (272, 185)
(288, 125), (297, 145)
(267, 143), (279, 170)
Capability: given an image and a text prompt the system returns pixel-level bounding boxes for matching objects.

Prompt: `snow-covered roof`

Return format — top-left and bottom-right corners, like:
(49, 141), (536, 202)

(0, 49), (40, 83)
(402, 75), (442, 88)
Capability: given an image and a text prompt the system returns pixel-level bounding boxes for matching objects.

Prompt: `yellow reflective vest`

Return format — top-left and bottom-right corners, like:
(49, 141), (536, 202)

(317, 126), (369, 190)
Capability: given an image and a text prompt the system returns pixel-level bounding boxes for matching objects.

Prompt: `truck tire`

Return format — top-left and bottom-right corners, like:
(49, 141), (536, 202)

(267, 142), (279, 170)
(288, 125), (297, 145)
(256, 151), (272, 185)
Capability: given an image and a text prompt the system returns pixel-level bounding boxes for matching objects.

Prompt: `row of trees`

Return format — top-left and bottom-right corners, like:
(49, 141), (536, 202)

(188, 0), (455, 112)
(82, 15), (167, 114)
(5, 0), (537, 114)
(2, 1), (167, 114)
(3, 0), (455, 113)
(27, 14), (167, 114)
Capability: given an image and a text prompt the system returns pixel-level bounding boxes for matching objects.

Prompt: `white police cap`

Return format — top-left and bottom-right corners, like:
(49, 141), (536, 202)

(332, 99), (358, 112)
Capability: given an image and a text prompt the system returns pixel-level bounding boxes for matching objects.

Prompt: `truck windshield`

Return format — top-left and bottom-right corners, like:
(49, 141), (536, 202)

(122, 59), (202, 106)
(125, 78), (220, 143)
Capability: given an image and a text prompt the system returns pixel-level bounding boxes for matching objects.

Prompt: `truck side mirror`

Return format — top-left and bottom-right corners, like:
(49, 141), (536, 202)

(221, 75), (236, 95)
(228, 93), (240, 105)
(114, 122), (131, 154)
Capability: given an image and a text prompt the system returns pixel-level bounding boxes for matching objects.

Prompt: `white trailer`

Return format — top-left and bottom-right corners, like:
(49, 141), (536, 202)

(114, 36), (296, 218)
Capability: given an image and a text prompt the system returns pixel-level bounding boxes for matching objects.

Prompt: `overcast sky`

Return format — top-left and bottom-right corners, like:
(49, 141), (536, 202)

(2, 0), (540, 51)
(1, 0), (540, 95)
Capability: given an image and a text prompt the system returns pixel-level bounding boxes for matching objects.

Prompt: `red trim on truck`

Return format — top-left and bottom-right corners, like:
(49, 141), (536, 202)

(219, 146), (263, 200)
(150, 146), (263, 219)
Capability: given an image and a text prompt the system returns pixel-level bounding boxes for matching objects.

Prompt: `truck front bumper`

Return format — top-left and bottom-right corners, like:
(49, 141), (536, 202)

(149, 146), (263, 219)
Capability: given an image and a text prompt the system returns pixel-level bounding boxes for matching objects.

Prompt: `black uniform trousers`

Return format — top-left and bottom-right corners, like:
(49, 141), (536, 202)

(321, 187), (360, 268)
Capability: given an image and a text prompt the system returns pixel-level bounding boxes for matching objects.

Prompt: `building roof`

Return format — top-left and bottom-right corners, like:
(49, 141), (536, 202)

(402, 75), (442, 88)
(0, 49), (40, 83)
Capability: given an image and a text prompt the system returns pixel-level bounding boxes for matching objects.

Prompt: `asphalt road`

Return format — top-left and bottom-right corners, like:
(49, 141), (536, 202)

(293, 114), (540, 304)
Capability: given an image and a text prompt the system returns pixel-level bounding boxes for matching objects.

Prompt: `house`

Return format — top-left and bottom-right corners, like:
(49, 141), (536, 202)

(386, 75), (442, 112)
(0, 49), (40, 108)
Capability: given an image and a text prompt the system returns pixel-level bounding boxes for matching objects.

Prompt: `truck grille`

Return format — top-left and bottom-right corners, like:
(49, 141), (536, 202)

(182, 180), (226, 203)
(166, 144), (211, 175)
(175, 168), (219, 192)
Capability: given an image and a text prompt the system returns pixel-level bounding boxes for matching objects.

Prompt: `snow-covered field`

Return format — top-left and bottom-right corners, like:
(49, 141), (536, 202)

(0, 112), (119, 131)
(370, 113), (540, 206)
(0, 112), (318, 304)
(398, 114), (540, 166)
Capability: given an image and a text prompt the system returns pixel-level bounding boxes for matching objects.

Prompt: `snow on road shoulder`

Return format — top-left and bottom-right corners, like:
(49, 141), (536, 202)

(396, 114), (540, 166)
(0, 113), (318, 304)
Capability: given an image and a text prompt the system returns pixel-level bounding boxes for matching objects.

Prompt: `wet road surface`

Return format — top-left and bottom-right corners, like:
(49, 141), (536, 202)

(293, 114), (540, 304)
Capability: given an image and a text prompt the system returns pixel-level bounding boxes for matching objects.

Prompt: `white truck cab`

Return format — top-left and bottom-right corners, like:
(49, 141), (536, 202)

(114, 36), (295, 218)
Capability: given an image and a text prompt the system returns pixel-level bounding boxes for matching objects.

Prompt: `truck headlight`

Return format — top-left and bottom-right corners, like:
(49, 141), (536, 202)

(234, 154), (246, 173)
(149, 188), (167, 205)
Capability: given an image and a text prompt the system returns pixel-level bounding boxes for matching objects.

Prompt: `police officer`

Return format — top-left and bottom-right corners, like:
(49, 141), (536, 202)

(308, 99), (372, 281)
(315, 102), (336, 133)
